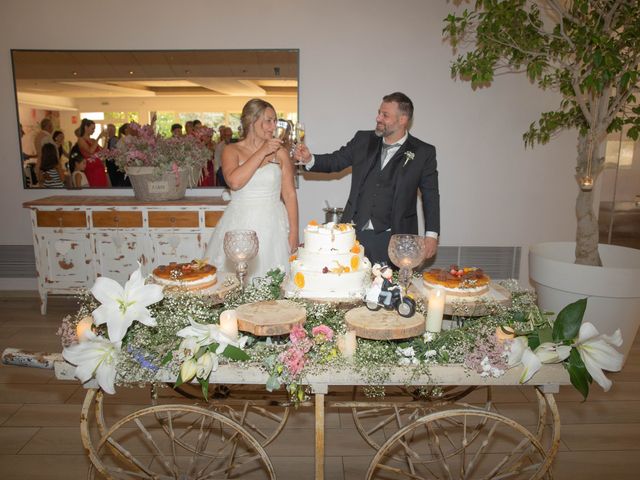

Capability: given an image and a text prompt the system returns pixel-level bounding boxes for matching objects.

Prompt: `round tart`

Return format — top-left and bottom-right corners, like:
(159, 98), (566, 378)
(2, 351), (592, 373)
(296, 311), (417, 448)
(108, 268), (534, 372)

(423, 265), (490, 297)
(152, 261), (217, 291)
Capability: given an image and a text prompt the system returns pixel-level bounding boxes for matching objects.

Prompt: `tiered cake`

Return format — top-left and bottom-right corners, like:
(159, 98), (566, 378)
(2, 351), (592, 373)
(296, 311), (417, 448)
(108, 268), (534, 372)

(285, 222), (372, 299)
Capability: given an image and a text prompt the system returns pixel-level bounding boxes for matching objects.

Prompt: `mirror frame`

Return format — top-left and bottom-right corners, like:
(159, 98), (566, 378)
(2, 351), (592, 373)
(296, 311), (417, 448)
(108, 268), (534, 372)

(11, 48), (299, 190)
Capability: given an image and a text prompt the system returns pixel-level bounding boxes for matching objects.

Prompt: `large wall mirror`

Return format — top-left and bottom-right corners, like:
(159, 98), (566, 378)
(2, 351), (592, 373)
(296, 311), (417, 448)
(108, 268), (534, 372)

(12, 49), (299, 189)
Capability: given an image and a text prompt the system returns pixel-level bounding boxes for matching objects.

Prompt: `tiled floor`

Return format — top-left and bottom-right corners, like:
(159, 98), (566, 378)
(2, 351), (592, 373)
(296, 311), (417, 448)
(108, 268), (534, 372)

(0, 293), (639, 479)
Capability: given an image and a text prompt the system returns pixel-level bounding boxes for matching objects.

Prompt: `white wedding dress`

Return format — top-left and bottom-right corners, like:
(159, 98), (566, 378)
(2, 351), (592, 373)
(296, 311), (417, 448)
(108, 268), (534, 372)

(205, 163), (290, 281)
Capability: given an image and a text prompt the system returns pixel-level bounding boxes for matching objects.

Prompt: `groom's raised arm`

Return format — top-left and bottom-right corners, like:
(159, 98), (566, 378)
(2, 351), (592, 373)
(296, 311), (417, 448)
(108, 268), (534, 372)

(297, 132), (364, 173)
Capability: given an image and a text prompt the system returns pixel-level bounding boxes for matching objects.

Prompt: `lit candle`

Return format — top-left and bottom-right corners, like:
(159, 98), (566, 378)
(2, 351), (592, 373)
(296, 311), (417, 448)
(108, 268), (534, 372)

(76, 316), (94, 342)
(339, 330), (357, 359)
(219, 310), (239, 340)
(425, 287), (446, 333)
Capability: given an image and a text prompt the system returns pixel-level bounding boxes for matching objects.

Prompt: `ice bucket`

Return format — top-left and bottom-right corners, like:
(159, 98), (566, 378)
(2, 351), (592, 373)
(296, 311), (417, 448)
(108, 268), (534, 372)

(323, 207), (344, 224)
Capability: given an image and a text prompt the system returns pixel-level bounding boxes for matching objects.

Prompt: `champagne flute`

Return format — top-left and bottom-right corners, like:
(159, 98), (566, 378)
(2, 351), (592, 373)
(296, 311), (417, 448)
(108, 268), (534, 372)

(268, 119), (289, 164)
(292, 122), (306, 165)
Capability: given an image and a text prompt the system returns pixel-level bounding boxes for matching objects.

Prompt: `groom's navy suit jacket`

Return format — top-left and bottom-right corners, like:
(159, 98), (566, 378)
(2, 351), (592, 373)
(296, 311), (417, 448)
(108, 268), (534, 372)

(311, 130), (440, 236)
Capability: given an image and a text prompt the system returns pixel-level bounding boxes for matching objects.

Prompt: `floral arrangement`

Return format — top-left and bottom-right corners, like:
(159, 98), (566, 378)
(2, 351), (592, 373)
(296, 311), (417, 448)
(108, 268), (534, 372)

(59, 266), (623, 403)
(263, 324), (338, 403)
(61, 264), (248, 396)
(501, 298), (623, 398)
(99, 122), (213, 178)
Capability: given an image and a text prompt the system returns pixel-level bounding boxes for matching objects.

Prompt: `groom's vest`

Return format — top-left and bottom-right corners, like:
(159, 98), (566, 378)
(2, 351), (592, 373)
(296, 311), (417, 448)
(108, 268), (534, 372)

(353, 154), (402, 233)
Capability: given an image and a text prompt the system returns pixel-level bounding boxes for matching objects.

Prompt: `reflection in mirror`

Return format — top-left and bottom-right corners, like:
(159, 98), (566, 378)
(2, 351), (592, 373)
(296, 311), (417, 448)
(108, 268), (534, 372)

(12, 49), (299, 189)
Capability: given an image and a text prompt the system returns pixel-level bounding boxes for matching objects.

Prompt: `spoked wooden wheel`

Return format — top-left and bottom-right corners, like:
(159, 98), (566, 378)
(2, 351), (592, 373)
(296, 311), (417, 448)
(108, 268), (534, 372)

(366, 407), (554, 480)
(151, 383), (290, 449)
(82, 389), (275, 479)
(351, 386), (492, 455)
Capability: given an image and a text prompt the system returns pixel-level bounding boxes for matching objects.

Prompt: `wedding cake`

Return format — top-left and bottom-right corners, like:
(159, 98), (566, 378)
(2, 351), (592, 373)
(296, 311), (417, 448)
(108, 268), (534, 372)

(285, 221), (372, 299)
(152, 260), (217, 293)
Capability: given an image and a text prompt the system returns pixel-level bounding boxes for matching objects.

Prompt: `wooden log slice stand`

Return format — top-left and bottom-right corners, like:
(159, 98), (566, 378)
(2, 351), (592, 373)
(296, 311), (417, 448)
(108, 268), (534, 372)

(344, 307), (425, 340)
(160, 273), (240, 305)
(409, 279), (512, 317)
(236, 300), (307, 336)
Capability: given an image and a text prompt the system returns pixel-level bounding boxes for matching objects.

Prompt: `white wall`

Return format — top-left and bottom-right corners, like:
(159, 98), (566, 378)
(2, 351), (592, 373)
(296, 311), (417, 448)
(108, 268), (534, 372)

(0, 0), (579, 286)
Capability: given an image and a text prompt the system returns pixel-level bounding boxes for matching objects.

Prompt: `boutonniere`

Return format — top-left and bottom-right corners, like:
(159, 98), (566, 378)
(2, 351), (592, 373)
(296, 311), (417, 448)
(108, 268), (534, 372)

(403, 151), (415, 167)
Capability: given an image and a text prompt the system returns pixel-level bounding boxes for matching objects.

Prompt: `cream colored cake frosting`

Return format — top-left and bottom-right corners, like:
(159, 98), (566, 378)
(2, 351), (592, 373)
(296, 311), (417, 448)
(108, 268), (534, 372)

(285, 222), (371, 299)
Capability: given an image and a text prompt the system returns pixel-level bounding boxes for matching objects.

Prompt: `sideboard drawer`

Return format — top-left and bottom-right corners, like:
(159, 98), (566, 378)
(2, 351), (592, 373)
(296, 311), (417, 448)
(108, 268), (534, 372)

(92, 211), (143, 228)
(36, 211), (87, 228)
(205, 211), (224, 227)
(148, 211), (199, 228)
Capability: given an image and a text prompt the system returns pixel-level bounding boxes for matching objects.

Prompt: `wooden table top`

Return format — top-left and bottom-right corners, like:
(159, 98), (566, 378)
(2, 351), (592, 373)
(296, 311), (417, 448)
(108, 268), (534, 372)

(23, 195), (229, 208)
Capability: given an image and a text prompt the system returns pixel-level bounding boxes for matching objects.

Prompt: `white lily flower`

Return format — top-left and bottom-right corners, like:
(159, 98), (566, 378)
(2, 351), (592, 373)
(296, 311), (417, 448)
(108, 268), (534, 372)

(519, 347), (542, 384)
(91, 264), (164, 343)
(507, 336), (529, 367)
(176, 318), (240, 352)
(196, 352), (218, 379)
(180, 358), (198, 383)
(62, 331), (120, 394)
(573, 322), (623, 392)
(177, 336), (199, 361)
(534, 342), (571, 364)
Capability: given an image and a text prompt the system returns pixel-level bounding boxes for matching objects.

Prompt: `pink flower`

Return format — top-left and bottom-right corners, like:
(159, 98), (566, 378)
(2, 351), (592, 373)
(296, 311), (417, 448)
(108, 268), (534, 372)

(312, 325), (334, 342)
(289, 324), (308, 344)
(280, 347), (306, 376)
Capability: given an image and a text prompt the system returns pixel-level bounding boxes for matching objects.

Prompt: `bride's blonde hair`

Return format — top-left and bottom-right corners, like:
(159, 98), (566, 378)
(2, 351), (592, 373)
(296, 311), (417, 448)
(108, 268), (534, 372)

(240, 99), (275, 139)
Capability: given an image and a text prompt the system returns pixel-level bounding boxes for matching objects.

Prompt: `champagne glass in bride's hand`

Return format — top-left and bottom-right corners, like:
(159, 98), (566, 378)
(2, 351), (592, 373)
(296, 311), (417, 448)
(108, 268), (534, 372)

(268, 119), (290, 164)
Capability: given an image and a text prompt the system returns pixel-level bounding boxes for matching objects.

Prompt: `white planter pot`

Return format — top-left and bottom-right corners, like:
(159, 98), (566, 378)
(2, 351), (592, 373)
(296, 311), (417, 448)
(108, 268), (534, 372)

(529, 242), (640, 364)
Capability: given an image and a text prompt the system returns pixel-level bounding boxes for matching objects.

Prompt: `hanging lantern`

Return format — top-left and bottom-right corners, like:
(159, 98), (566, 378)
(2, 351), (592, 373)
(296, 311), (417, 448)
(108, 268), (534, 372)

(577, 174), (594, 191)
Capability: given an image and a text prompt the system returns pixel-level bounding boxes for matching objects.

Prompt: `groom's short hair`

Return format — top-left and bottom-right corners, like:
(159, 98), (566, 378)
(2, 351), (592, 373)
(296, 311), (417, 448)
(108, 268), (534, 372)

(383, 92), (413, 121)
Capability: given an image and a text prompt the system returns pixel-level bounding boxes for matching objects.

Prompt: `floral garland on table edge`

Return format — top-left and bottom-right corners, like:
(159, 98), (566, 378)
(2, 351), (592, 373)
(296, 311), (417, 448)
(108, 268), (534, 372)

(58, 268), (624, 403)
(60, 263), (249, 398)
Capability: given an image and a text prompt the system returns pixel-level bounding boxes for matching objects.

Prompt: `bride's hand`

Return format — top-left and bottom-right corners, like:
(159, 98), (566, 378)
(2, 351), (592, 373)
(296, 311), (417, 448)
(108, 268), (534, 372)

(258, 138), (282, 161)
(289, 235), (299, 255)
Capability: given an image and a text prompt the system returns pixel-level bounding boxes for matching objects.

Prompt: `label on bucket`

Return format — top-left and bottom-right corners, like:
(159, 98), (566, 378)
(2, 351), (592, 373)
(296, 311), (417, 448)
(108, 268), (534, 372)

(148, 181), (170, 193)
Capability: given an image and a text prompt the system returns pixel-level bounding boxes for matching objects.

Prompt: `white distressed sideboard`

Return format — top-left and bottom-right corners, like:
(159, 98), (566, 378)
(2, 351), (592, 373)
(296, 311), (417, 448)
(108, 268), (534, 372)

(23, 196), (228, 314)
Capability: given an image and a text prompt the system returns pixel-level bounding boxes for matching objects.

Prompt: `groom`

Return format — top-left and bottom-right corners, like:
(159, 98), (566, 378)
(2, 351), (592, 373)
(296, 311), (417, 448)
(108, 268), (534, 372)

(294, 92), (439, 266)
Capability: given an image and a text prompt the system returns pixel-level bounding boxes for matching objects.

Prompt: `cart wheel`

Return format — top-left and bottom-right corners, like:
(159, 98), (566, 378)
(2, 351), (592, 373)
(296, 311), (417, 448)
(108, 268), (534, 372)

(151, 383), (290, 449)
(367, 407), (553, 479)
(397, 297), (416, 317)
(352, 386), (492, 458)
(87, 403), (276, 480)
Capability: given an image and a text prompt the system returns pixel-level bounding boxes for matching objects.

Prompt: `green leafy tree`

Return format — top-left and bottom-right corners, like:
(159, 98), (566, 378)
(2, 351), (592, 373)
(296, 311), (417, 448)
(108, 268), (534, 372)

(444, 0), (640, 266)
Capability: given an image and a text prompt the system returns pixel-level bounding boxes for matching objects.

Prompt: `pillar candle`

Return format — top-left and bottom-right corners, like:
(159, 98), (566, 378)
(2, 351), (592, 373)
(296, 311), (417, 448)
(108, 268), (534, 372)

(219, 310), (239, 340)
(76, 316), (94, 342)
(339, 330), (357, 359)
(425, 288), (446, 333)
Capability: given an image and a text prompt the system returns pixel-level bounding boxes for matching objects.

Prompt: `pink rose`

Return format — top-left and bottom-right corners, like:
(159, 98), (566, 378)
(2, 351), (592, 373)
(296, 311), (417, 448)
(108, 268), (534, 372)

(312, 325), (334, 342)
(280, 347), (306, 376)
(289, 324), (308, 344)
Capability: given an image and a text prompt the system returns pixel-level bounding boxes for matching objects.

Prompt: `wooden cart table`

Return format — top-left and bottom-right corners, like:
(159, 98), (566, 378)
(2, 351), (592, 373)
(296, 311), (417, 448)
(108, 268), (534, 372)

(53, 359), (570, 480)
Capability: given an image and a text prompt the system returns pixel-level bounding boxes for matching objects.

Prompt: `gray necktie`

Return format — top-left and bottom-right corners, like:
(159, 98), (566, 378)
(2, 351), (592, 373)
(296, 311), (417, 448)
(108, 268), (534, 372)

(380, 142), (400, 168)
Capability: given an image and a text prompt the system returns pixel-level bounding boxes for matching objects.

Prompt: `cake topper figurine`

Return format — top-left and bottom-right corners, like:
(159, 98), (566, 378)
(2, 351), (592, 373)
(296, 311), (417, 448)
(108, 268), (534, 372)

(365, 263), (416, 318)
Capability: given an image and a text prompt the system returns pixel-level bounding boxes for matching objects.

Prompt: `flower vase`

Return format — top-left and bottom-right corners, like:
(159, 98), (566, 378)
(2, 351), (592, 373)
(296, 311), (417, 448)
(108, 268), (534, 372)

(126, 166), (191, 201)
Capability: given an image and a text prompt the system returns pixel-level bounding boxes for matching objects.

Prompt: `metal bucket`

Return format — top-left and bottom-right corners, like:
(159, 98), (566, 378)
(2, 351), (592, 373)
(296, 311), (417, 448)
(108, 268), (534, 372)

(323, 207), (344, 224)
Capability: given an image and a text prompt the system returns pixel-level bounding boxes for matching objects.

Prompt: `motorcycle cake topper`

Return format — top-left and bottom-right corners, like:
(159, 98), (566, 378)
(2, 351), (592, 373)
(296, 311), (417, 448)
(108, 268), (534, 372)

(365, 263), (416, 318)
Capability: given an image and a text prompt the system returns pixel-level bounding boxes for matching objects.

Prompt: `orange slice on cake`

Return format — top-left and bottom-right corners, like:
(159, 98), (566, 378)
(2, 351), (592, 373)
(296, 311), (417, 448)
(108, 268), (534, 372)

(294, 272), (305, 288)
(350, 255), (360, 270)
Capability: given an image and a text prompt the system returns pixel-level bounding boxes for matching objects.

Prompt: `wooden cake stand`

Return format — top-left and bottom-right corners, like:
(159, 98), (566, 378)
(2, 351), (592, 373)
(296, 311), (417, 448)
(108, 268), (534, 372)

(345, 307), (425, 340)
(236, 300), (307, 336)
(408, 278), (512, 317)
(160, 273), (240, 305)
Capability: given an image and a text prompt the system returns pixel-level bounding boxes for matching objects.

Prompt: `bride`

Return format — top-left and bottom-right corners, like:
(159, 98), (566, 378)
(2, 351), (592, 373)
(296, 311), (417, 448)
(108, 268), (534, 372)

(205, 99), (299, 280)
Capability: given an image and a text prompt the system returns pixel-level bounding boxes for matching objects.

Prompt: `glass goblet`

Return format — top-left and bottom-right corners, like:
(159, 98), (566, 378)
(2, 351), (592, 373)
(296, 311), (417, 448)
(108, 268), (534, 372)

(388, 234), (426, 291)
(223, 230), (259, 289)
